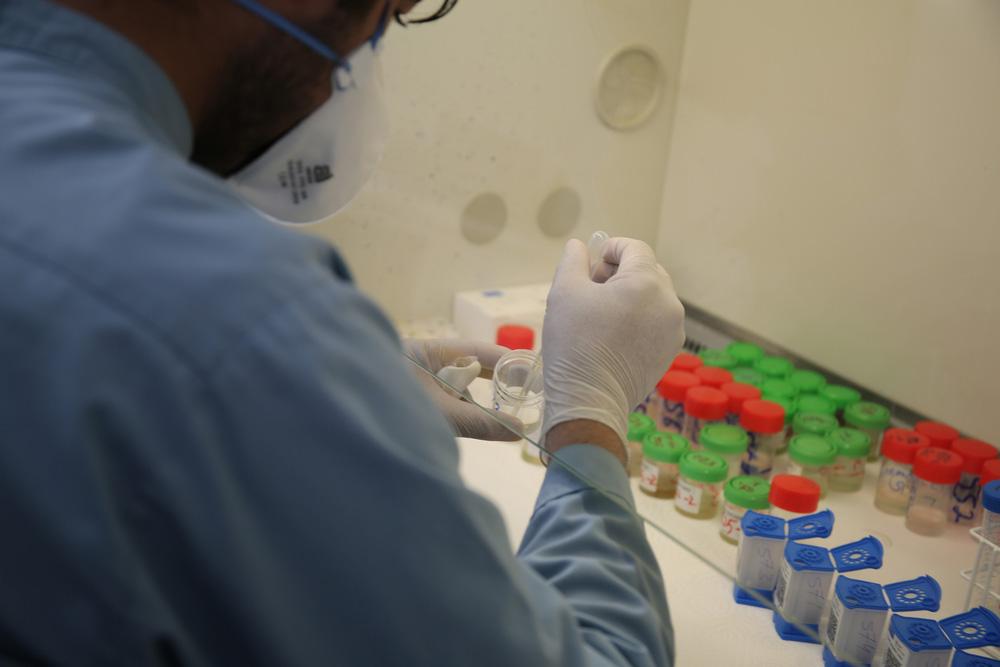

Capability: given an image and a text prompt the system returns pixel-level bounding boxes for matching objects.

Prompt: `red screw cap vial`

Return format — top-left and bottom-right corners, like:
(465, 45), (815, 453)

(684, 386), (729, 421)
(496, 325), (534, 350)
(670, 352), (703, 373)
(769, 474), (821, 514)
(694, 366), (734, 389)
(882, 428), (931, 464)
(980, 459), (1000, 487)
(912, 447), (964, 485)
(721, 382), (762, 416)
(951, 439), (998, 475)
(657, 371), (701, 402)
(915, 421), (960, 450)
(739, 399), (786, 435)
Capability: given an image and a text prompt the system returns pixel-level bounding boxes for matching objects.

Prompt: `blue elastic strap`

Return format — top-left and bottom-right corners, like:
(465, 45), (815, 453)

(231, 0), (343, 63)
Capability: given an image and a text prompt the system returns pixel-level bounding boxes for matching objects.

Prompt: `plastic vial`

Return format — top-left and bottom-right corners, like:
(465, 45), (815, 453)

(766, 395), (797, 457)
(820, 385), (861, 424)
(669, 352), (703, 374)
(760, 378), (799, 403)
(681, 386), (728, 449)
(739, 399), (787, 477)
(625, 413), (656, 477)
(843, 401), (892, 461)
(905, 447), (963, 537)
(734, 510), (786, 606)
(824, 576), (889, 666)
(693, 365), (733, 390)
(754, 355), (794, 380)
(914, 420), (960, 450)
(639, 432), (689, 499)
(720, 476), (770, 544)
(981, 480), (1000, 545)
(874, 428), (930, 515)
(773, 542), (835, 636)
(793, 412), (839, 438)
(492, 349), (544, 464)
(699, 348), (738, 370)
(721, 381), (761, 426)
(731, 366), (766, 388)
(768, 474), (821, 520)
(787, 435), (838, 497)
(950, 438), (999, 526)
(674, 450), (728, 519)
(789, 369), (826, 396)
(878, 616), (951, 667)
(700, 423), (750, 480)
(797, 393), (838, 417)
(726, 341), (765, 368)
(654, 370), (700, 435)
(827, 427), (872, 493)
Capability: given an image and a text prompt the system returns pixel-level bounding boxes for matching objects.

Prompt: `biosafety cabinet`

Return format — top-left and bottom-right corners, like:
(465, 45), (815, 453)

(305, 1), (1000, 664)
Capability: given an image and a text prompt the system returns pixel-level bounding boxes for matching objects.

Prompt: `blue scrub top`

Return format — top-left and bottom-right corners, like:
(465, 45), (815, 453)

(0, 1), (674, 665)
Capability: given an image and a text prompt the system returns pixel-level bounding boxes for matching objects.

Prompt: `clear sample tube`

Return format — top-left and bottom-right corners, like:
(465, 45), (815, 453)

(720, 476), (770, 544)
(669, 352), (703, 374)
(827, 427), (872, 493)
(493, 349), (544, 464)
(699, 348), (738, 370)
(655, 370), (700, 434)
(796, 393), (838, 417)
(739, 399), (787, 478)
(699, 423), (750, 481)
(981, 480), (1000, 545)
(625, 412), (656, 477)
(950, 438), (999, 526)
(726, 341), (765, 369)
(788, 369), (826, 396)
(760, 378), (799, 403)
(905, 447), (963, 536)
(693, 365), (733, 390)
(787, 434), (838, 496)
(731, 366), (766, 388)
(674, 450), (728, 519)
(681, 386), (729, 449)
(766, 395), (797, 459)
(874, 428), (930, 515)
(843, 401), (891, 461)
(721, 381), (761, 426)
(639, 431), (690, 499)
(793, 412), (839, 438)
(820, 385), (861, 424)
(754, 355), (795, 380)
(768, 474), (821, 521)
(914, 420), (960, 450)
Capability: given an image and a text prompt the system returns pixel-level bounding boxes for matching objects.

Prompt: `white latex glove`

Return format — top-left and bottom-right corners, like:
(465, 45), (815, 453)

(542, 237), (685, 454)
(403, 339), (524, 442)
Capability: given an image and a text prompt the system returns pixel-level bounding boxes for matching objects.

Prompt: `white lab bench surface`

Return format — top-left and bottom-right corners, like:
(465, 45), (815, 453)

(457, 379), (979, 666)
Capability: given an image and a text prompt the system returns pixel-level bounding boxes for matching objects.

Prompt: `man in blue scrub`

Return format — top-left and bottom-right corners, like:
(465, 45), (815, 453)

(0, 0), (687, 665)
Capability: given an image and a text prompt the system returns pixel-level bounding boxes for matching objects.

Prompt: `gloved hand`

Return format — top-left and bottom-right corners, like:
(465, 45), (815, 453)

(542, 237), (685, 457)
(403, 339), (524, 442)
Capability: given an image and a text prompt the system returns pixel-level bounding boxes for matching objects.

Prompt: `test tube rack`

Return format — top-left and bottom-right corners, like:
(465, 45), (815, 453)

(962, 527), (1000, 658)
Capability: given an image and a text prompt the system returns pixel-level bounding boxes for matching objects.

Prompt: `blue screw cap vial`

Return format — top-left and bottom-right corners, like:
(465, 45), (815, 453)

(741, 510), (786, 539)
(889, 615), (952, 653)
(883, 575), (942, 613)
(831, 536), (884, 573)
(785, 542), (835, 572)
(940, 607), (1000, 650)
(952, 649), (1000, 666)
(787, 509), (835, 541)
(983, 480), (1000, 514)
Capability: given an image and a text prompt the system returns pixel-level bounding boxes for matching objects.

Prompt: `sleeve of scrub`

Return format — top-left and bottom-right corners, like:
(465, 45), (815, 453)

(153, 280), (674, 667)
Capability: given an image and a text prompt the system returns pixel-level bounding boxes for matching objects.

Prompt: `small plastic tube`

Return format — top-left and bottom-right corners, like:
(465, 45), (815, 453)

(721, 381), (762, 426)
(655, 370), (700, 434)
(788, 369), (827, 396)
(734, 511), (786, 605)
(625, 413), (656, 478)
(905, 447), (963, 536)
(739, 399), (787, 478)
(981, 480), (1000, 545)
(720, 476), (770, 544)
(793, 412), (839, 438)
(874, 429), (930, 515)
(843, 401), (891, 461)
(768, 474), (821, 521)
(914, 420), (960, 450)
(950, 438), (999, 525)
(639, 432), (689, 499)
(674, 450), (727, 519)
(823, 576), (888, 666)
(726, 341), (765, 369)
(681, 386), (728, 449)
(699, 423), (749, 480)
(693, 365), (733, 390)
(819, 385), (861, 424)
(773, 542), (835, 633)
(827, 427), (872, 493)
(877, 616), (951, 667)
(754, 355), (795, 380)
(787, 434), (838, 497)
(493, 350), (544, 464)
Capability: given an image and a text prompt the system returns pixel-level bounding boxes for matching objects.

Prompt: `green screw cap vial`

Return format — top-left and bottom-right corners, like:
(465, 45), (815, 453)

(731, 367), (766, 388)
(754, 356), (795, 379)
(789, 370), (827, 395)
(723, 476), (771, 510)
(761, 379), (799, 401)
(797, 394), (837, 416)
(628, 413), (656, 442)
(844, 401), (891, 430)
(828, 427), (872, 459)
(643, 431), (690, 463)
(726, 342), (765, 368)
(789, 434), (838, 467)
(679, 450), (728, 484)
(699, 348), (738, 370)
(821, 385), (862, 411)
(794, 412), (839, 437)
(699, 424), (750, 456)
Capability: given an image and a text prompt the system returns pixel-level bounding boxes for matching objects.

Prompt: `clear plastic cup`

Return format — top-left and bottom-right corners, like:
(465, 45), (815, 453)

(905, 447), (963, 536)
(493, 349), (544, 464)
(874, 428), (930, 515)
(827, 428), (872, 493)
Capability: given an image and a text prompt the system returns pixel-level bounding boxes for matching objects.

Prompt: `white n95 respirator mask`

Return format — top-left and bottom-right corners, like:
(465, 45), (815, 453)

(227, 0), (390, 225)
